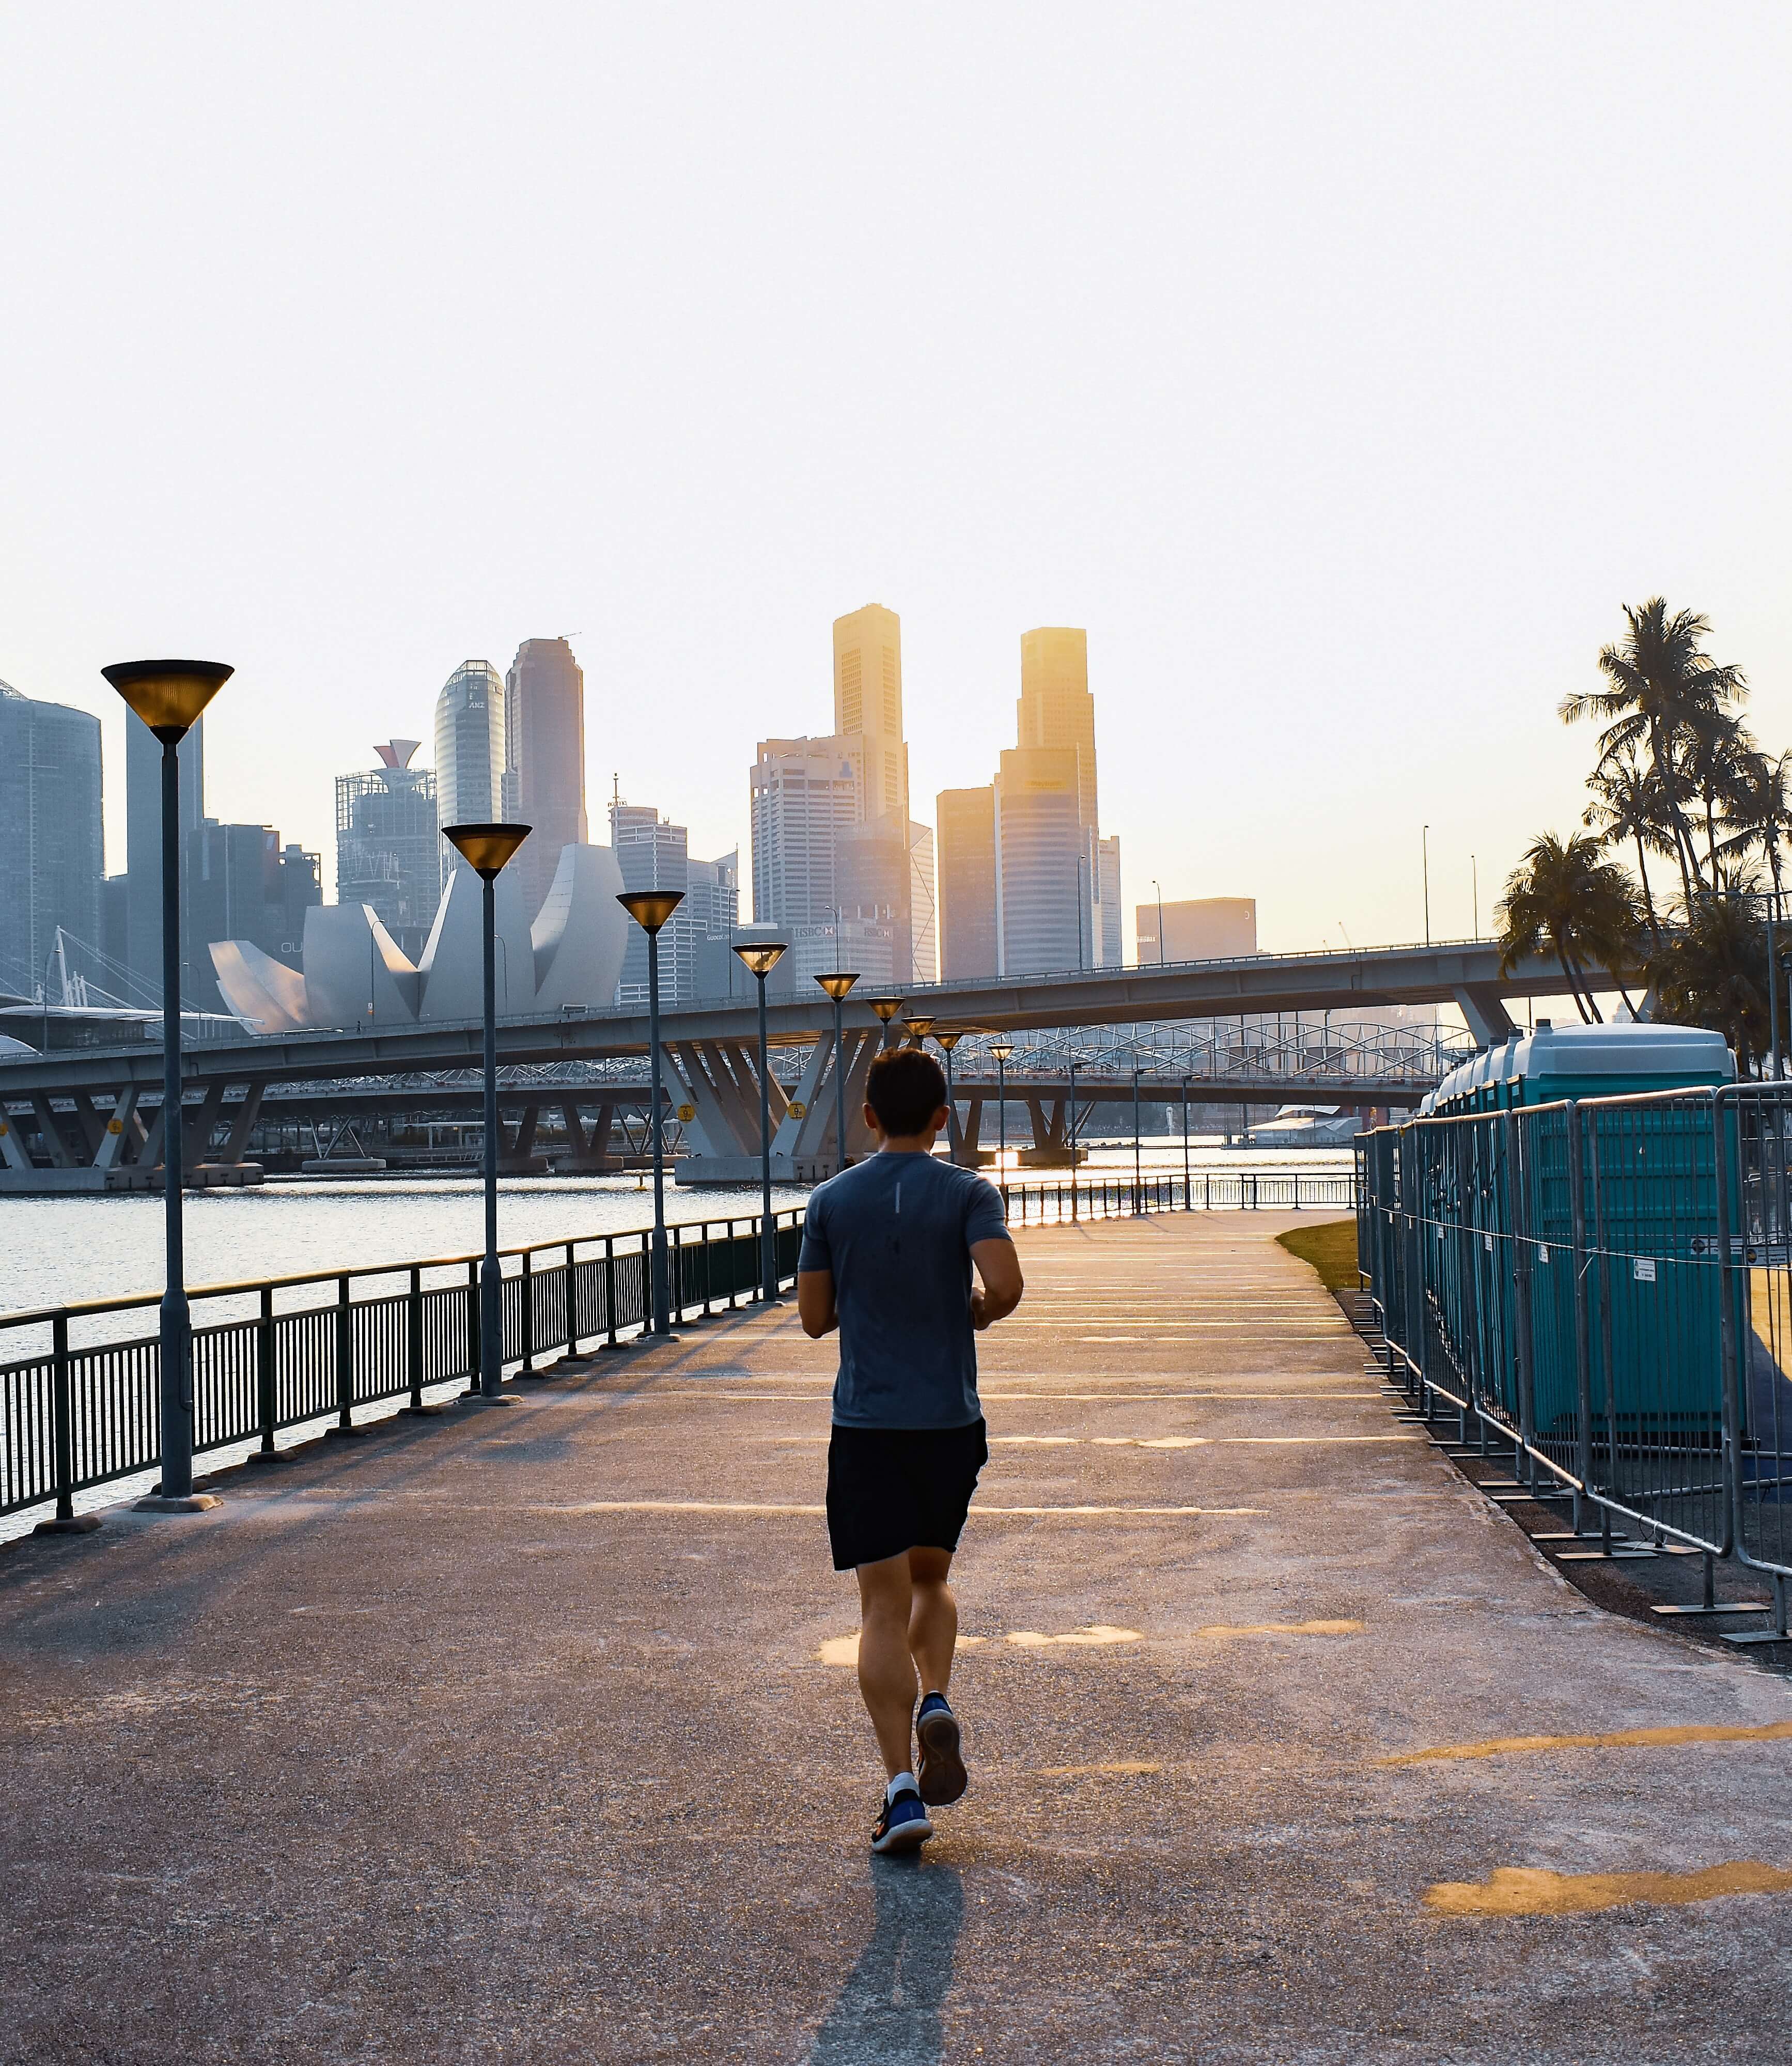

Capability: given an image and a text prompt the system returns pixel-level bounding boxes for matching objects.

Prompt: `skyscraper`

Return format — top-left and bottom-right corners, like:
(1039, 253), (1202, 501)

(433, 661), (506, 883)
(505, 637), (588, 918)
(994, 746), (1083, 976)
(1017, 628), (1098, 836)
(186, 823), (321, 1013)
(336, 741), (441, 959)
(749, 737), (861, 930)
(908, 822), (938, 983)
(937, 787), (998, 981)
(1096, 833), (1123, 968)
(126, 706), (202, 999)
(833, 604), (908, 825)
(0, 681), (103, 998)
(611, 799), (690, 1006)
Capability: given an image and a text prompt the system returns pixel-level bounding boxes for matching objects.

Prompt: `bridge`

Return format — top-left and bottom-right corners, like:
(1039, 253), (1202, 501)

(0, 938), (1548, 1186)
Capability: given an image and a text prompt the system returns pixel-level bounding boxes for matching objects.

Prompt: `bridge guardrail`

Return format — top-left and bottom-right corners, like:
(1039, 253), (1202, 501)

(1, 1168), (1357, 1529)
(1358, 1085), (1792, 1623)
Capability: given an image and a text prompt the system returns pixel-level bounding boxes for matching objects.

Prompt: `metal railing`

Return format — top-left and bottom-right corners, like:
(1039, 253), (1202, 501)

(1, 1212), (808, 1527)
(1, 1169), (1354, 1529)
(1357, 1084), (1792, 1629)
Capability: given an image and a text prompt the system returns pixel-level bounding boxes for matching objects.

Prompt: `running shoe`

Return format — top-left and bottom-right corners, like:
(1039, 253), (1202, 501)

(871, 1788), (933, 1854)
(916, 1693), (967, 1806)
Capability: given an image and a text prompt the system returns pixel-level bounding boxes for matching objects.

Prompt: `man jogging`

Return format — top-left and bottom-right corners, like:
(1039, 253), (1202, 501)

(798, 1044), (1025, 1854)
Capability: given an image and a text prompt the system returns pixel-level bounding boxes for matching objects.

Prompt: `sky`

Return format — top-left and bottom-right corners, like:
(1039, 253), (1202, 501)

(3, 3), (1788, 958)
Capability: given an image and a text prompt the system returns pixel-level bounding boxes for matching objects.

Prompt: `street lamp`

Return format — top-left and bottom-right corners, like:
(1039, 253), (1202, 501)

(814, 971), (860, 1177)
(866, 995), (906, 1047)
(103, 659), (232, 1513)
(733, 940), (788, 1305)
(618, 888), (685, 1337)
(445, 821), (533, 1398)
(1068, 1054), (1080, 1219)
(1181, 1073), (1192, 1209)
(1132, 1061), (1144, 1213)
(934, 1028), (963, 1163)
(989, 1037), (1014, 1194)
(905, 1015), (935, 1048)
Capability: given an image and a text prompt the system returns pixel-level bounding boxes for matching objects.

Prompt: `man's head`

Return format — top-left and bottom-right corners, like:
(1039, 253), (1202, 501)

(864, 1046), (950, 1146)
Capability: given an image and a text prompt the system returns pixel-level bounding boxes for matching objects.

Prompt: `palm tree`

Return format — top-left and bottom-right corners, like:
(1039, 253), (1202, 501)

(1718, 745), (1792, 904)
(1560, 599), (1747, 906)
(1497, 832), (1645, 1023)
(1583, 746), (1674, 939)
(1648, 890), (1768, 1073)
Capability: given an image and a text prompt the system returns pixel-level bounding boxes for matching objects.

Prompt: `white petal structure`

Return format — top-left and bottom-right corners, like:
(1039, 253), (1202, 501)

(209, 843), (629, 1031)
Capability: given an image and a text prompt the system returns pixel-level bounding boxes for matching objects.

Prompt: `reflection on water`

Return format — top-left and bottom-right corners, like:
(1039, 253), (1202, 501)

(810, 1855), (964, 2064)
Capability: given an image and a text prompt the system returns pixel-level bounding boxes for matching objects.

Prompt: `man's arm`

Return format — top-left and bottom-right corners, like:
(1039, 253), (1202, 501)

(970, 1237), (1023, 1331)
(798, 1269), (838, 1338)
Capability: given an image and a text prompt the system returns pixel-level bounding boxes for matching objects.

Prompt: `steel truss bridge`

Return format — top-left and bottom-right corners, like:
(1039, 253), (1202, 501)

(0, 939), (1543, 1187)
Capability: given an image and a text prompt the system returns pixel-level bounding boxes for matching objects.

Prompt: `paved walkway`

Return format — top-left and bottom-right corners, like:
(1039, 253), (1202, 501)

(6, 1213), (1792, 2063)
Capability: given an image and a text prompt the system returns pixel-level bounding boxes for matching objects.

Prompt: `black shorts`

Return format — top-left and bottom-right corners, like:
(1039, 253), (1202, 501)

(825, 1419), (989, 1573)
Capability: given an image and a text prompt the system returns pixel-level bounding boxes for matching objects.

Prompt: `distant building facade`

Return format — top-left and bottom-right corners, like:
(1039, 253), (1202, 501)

(1096, 834), (1123, 968)
(335, 741), (441, 960)
(126, 707), (202, 999)
(186, 822), (321, 1014)
(0, 680), (103, 998)
(433, 662), (506, 880)
(505, 638), (588, 918)
(750, 737), (860, 931)
(908, 822), (937, 983)
(1136, 896), (1257, 964)
(937, 787), (998, 981)
(993, 746), (1083, 976)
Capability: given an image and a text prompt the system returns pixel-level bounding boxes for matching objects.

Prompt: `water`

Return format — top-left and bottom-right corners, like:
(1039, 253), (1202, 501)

(0, 1141), (1352, 1324)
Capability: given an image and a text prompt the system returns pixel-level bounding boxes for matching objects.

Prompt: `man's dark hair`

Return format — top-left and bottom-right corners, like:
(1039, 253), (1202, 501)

(865, 1046), (949, 1137)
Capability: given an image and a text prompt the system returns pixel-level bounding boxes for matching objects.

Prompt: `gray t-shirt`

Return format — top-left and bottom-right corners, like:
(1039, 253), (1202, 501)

(798, 1151), (1011, 1430)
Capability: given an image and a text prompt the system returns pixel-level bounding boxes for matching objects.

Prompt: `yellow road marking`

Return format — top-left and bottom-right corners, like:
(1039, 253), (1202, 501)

(1381, 1719), (1792, 1766)
(1197, 1619), (1363, 1640)
(1006, 1625), (1143, 1648)
(1424, 1861), (1792, 1917)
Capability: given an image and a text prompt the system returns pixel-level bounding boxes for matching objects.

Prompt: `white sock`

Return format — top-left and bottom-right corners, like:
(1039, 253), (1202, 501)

(886, 1772), (919, 1804)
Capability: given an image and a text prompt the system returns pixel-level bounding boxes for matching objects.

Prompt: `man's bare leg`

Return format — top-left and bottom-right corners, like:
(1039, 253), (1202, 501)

(856, 1554), (919, 1780)
(907, 1546), (957, 1698)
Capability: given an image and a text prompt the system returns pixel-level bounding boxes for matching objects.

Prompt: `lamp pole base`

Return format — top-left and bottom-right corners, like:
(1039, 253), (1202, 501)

(134, 1493), (222, 1514)
(34, 1513), (102, 1536)
(455, 1394), (522, 1410)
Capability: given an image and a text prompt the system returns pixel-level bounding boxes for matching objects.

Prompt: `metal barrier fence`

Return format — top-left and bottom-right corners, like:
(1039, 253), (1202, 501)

(1357, 1085), (1792, 1627)
(2, 1166), (1353, 1529)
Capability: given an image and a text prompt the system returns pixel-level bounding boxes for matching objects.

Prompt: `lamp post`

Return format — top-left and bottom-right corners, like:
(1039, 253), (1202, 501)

(618, 889), (685, 1337)
(1068, 1055), (1079, 1219)
(934, 1028), (962, 1163)
(733, 941), (788, 1304)
(1181, 1074), (1192, 1209)
(445, 822), (533, 1397)
(1422, 824), (1431, 947)
(1132, 1062), (1143, 1213)
(103, 660), (232, 1513)
(990, 1037), (1013, 1196)
(815, 971), (860, 1177)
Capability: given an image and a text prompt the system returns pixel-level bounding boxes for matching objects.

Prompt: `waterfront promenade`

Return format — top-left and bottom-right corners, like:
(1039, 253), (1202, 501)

(5, 1214), (1792, 2063)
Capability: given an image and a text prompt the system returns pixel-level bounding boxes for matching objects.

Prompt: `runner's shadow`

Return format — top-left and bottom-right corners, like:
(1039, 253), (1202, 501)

(808, 1854), (964, 2064)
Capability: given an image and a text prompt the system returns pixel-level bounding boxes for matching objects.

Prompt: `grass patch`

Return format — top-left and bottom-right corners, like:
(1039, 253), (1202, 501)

(1275, 1218), (1360, 1291)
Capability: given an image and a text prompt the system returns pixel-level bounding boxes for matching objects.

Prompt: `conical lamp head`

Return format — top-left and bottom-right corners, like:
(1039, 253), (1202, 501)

(734, 940), (788, 978)
(989, 1037), (1014, 1061)
(618, 888), (685, 934)
(102, 659), (233, 743)
(814, 971), (860, 1003)
(445, 822), (532, 879)
(865, 996), (905, 1023)
(933, 1028), (963, 1052)
(905, 1016), (936, 1043)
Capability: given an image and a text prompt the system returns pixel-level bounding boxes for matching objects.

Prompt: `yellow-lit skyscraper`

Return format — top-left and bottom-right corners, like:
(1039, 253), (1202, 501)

(833, 604), (908, 826)
(1017, 628), (1097, 838)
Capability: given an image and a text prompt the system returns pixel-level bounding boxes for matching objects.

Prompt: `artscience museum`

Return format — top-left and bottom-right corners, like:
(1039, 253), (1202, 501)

(210, 843), (629, 1032)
